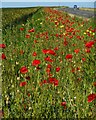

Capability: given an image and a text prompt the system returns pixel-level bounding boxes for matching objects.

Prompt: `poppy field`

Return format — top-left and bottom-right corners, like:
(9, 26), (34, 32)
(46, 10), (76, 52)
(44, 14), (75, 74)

(1, 7), (96, 119)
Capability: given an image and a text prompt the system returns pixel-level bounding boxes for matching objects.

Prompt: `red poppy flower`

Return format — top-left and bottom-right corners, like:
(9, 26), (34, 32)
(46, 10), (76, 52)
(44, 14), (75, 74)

(32, 52), (37, 56)
(48, 49), (56, 55)
(32, 59), (41, 66)
(40, 80), (47, 86)
(74, 49), (80, 54)
(55, 34), (59, 37)
(46, 67), (51, 74)
(49, 77), (55, 84)
(56, 67), (60, 72)
(20, 28), (24, 31)
(0, 44), (6, 48)
(64, 41), (68, 46)
(54, 47), (59, 51)
(71, 68), (75, 73)
(85, 48), (91, 53)
(28, 28), (35, 33)
(20, 66), (28, 74)
(26, 34), (30, 38)
(93, 82), (96, 87)
(65, 54), (73, 59)
(61, 102), (66, 106)
(82, 58), (86, 62)
(48, 77), (59, 86)
(20, 81), (27, 87)
(34, 40), (38, 43)
(87, 93), (96, 103)
(85, 41), (94, 48)
(1, 53), (6, 59)
(54, 79), (59, 86)
(45, 56), (53, 62)
(77, 35), (81, 40)
(42, 49), (56, 55)
(47, 64), (52, 68)
(42, 49), (49, 54)
(69, 35), (73, 39)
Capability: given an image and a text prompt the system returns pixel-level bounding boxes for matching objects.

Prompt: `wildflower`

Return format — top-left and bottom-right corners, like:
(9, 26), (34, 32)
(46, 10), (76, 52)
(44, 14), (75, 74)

(40, 80), (48, 86)
(0, 44), (6, 48)
(64, 41), (68, 46)
(60, 25), (64, 28)
(54, 47), (59, 51)
(28, 28), (35, 33)
(48, 77), (59, 86)
(85, 48), (90, 53)
(93, 82), (96, 87)
(47, 64), (52, 68)
(65, 54), (73, 59)
(61, 101), (66, 106)
(20, 28), (24, 31)
(54, 79), (59, 86)
(46, 68), (51, 74)
(32, 52), (37, 56)
(42, 49), (56, 55)
(82, 58), (86, 62)
(74, 49), (80, 54)
(1, 53), (6, 59)
(85, 41), (94, 48)
(56, 67), (60, 72)
(45, 56), (53, 62)
(87, 93), (96, 103)
(20, 66), (28, 74)
(26, 34), (30, 38)
(20, 81), (27, 87)
(32, 60), (41, 66)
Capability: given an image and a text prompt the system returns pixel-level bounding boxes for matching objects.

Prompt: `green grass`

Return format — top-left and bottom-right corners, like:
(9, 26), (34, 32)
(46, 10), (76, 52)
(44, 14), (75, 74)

(2, 7), (40, 29)
(1, 7), (96, 119)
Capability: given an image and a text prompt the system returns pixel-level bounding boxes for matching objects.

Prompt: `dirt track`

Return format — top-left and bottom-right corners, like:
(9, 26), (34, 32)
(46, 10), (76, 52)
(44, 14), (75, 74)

(59, 8), (96, 18)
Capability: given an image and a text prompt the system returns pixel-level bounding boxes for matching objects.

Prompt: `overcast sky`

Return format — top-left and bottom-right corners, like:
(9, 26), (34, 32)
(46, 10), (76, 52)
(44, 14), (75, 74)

(1, 0), (96, 2)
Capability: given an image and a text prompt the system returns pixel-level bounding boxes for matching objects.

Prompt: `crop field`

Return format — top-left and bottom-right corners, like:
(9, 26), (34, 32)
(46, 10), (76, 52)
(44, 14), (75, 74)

(2, 7), (39, 29)
(79, 8), (96, 12)
(1, 7), (96, 119)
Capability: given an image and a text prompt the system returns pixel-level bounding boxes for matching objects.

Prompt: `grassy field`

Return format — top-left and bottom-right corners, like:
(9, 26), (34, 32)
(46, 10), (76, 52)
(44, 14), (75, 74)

(1, 7), (96, 119)
(2, 7), (40, 29)
(79, 7), (96, 12)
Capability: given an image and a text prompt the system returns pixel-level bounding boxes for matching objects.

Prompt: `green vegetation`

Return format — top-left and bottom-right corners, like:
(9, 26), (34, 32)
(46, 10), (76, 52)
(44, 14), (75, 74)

(2, 7), (39, 29)
(1, 7), (96, 119)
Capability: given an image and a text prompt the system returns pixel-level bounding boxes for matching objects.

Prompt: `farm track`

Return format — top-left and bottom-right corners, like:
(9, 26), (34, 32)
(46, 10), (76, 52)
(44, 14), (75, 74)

(58, 8), (96, 18)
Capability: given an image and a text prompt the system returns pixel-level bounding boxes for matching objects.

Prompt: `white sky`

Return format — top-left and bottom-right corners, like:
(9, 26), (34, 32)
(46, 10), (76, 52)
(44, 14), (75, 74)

(1, 0), (96, 2)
